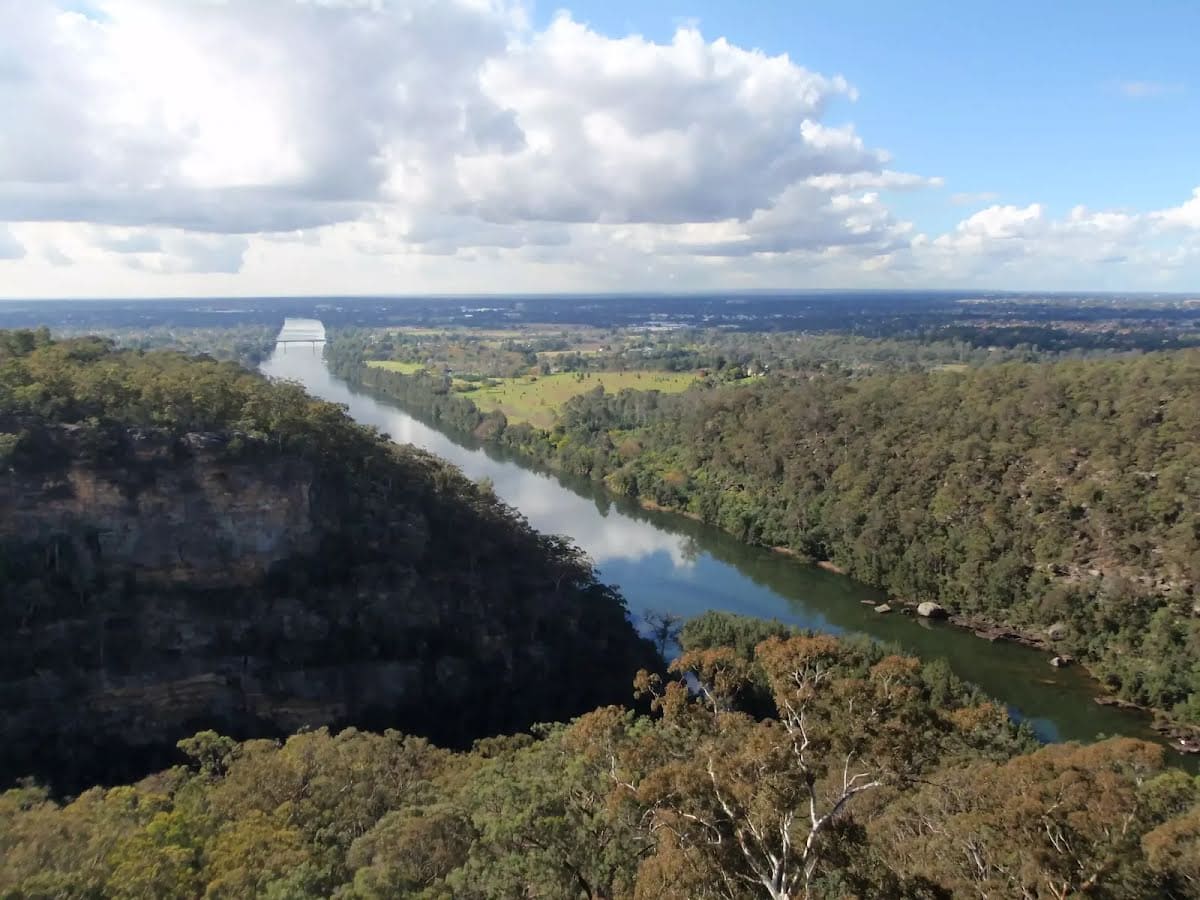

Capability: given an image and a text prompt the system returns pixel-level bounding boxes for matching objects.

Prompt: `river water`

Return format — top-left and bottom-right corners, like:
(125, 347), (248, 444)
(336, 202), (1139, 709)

(261, 329), (1163, 747)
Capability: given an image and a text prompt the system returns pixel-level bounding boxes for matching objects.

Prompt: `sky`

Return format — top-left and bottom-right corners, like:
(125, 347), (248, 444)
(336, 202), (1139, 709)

(0, 0), (1197, 298)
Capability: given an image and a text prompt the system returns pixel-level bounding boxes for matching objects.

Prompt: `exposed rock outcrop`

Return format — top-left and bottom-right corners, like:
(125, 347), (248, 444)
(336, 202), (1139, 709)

(0, 423), (655, 791)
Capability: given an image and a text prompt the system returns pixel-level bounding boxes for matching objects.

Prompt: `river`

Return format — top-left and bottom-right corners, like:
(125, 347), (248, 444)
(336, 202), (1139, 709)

(261, 327), (1164, 748)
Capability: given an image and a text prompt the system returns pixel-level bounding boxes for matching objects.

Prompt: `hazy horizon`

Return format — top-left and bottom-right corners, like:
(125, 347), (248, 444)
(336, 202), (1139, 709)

(3, 287), (1199, 305)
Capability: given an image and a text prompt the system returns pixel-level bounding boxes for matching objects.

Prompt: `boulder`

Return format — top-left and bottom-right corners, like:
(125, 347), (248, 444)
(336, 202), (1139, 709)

(1050, 655), (1075, 668)
(182, 431), (226, 450)
(916, 602), (947, 619)
(1046, 622), (1069, 641)
(874, 603), (892, 614)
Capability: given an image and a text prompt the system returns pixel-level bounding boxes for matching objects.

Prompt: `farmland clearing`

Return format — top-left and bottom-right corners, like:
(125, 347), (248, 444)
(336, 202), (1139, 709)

(459, 370), (698, 428)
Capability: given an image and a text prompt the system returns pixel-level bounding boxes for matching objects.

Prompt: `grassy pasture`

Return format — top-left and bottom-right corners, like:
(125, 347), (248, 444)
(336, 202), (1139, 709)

(388, 325), (582, 339)
(931, 363), (971, 373)
(537, 347), (604, 358)
(366, 360), (427, 374)
(461, 370), (698, 428)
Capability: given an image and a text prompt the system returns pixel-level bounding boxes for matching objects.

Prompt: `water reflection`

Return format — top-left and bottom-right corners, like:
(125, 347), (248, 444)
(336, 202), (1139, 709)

(263, 343), (697, 571)
(275, 317), (327, 343)
(261, 340), (1177, 750)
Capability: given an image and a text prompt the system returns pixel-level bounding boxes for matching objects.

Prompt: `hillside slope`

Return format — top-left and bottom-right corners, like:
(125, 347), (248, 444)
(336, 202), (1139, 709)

(334, 340), (1200, 721)
(0, 332), (654, 790)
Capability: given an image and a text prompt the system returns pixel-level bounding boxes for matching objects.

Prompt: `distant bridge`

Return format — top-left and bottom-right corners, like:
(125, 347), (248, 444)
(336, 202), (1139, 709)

(275, 318), (326, 346)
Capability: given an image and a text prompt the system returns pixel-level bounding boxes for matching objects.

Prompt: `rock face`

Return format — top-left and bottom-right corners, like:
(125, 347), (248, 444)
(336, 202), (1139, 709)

(916, 602), (948, 619)
(2, 430), (321, 589)
(0, 424), (654, 791)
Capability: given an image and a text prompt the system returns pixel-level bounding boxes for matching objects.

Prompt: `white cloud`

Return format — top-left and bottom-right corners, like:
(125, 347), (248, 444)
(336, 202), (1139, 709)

(0, 0), (522, 232)
(125, 234), (250, 274)
(905, 192), (1200, 286)
(0, 1), (1197, 294)
(456, 16), (876, 226)
(809, 171), (942, 193)
(1154, 187), (1200, 230)
(0, 224), (24, 260)
(43, 245), (71, 268)
(0, 0), (925, 286)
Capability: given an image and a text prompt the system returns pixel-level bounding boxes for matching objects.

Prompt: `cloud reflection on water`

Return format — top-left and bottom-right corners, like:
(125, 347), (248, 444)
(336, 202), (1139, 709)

(261, 344), (696, 570)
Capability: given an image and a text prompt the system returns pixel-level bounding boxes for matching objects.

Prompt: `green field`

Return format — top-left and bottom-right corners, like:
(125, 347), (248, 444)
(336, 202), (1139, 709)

(537, 347), (604, 358)
(461, 370), (698, 427)
(366, 360), (427, 374)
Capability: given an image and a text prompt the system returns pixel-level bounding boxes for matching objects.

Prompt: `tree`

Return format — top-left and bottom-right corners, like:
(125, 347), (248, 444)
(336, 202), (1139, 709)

(625, 636), (934, 899)
(450, 718), (650, 899)
(869, 739), (1177, 898)
(642, 609), (685, 657)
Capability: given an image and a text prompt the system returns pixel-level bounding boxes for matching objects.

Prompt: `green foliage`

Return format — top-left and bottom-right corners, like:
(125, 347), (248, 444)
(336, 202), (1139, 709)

(679, 610), (796, 658)
(344, 335), (1200, 722)
(1, 625), (1196, 899)
(869, 740), (1195, 898)
(177, 731), (238, 779)
(0, 331), (657, 787)
(51, 323), (276, 368)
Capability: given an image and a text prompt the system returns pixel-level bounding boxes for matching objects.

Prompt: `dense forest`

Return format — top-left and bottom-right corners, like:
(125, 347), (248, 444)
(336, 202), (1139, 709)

(61, 323), (278, 368)
(4, 329), (1200, 898)
(0, 330), (653, 789)
(3, 612), (1199, 899)
(331, 341), (1200, 724)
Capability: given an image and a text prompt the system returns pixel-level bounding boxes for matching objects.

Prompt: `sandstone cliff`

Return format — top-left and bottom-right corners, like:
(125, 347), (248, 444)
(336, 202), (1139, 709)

(0, 343), (653, 791)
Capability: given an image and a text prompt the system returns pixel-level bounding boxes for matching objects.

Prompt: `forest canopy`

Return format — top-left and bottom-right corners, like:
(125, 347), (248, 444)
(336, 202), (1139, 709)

(2, 619), (1198, 899)
(332, 338), (1200, 723)
(0, 331), (654, 787)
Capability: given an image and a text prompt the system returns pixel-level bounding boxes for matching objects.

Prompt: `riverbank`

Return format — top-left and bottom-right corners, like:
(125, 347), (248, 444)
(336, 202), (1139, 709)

(609, 487), (1198, 754)
(621, 479), (1196, 753)
(632, 487), (1194, 755)
(638, 497), (703, 522)
(310, 355), (1194, 757)
(1092, 696), (1200, 754)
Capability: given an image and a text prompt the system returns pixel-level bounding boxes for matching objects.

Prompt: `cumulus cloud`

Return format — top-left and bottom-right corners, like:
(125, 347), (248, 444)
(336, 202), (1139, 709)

(0, 224), (24, 260)
(0, 1), (1197, 293)
(909, 192), (1200, 285)
(124, 234), (250, 274)
(615, 183), (916, 258)
(1153, 187), (1200, 230)
(455, 16), (878, 226)
(81, 227), (161, 256)
(0, 0), (925, 277)
(43, 245), (71, 267)
(1, 0), (523, 232)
